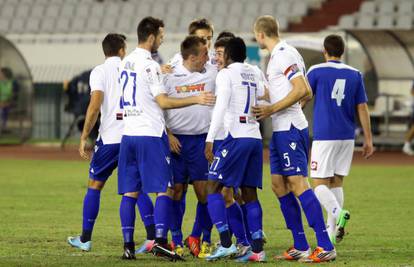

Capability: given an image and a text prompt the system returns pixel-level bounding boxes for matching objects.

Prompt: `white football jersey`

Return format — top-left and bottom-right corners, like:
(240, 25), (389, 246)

(119, 48), (167, 137)
(164, 62), (217, 135)
(206, 62), (265, 142)
(89, 57), (123, 144)
(267, 40), (308, 131)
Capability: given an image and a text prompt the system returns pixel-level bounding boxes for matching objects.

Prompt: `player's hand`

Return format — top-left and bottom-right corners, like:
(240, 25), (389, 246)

(205, 142), (214, 163)
(362, 140), (374, 159)
(79, 138), (91, 160)
(252, 104), (275, 120)
(161, 64), (173, 74)
(197, 92), (216, 106)
(168, 133), (181, 154)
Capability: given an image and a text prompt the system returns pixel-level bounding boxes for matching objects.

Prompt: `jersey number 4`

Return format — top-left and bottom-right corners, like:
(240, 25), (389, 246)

(331, 79), (346, 106)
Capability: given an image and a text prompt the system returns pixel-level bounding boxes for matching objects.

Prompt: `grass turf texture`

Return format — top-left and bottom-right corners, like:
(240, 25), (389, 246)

(0, 159), (413, 266)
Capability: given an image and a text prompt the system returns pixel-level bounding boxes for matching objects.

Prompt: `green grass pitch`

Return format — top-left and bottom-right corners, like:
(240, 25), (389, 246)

(0, 159), (413, 266)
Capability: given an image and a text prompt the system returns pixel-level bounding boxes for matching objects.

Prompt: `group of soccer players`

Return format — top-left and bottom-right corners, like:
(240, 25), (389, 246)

(67, 14), (374, 263)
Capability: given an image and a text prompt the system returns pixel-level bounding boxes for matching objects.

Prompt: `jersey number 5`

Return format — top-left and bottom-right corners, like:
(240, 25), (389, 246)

(331, 79), (346, 106)
(120, 70), (137, 108)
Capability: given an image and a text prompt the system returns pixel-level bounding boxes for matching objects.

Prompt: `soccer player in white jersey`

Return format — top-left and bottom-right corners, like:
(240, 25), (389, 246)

(205, 37), (265, 262)
(306, 35), (373, 244)
(117, 17), (215, 260)
(163, 35), (217, 257)
(67, 34), (126, 252)
(253, 16), (336, 263)
(168, 18), (215, 68)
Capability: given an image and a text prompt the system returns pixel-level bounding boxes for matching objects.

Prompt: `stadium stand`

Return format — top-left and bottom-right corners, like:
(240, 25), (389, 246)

(337, 0), (414, 29)
(0, 0), (326, 34)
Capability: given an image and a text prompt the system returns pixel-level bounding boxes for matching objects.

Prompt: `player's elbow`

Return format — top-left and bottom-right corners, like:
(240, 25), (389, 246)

(155, 94), (171, 109)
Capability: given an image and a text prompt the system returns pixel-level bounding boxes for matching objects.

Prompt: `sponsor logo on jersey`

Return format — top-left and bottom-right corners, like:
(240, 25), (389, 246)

(296, 167), (301, 172)
(218, 174), (223, 180)
(165, 156), (171, 164)
(175, 83), (205, 93)
(311, 161), (318, 171)
(90, 168), (94, 173)
(221, 149), (228, 158)
(174, 74), (187, 77)
(289, 142), (297, 150)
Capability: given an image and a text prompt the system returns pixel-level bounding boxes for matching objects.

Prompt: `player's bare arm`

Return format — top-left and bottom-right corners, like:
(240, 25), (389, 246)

(252, 75), (311, 120)
(160, 64), (173, 74)
(155, 91), (215, 109)
(79, 91), (103, 160)
(204, 141), (214, 163)
(357, 103), (374, 159)
(166, 127), (182, 154)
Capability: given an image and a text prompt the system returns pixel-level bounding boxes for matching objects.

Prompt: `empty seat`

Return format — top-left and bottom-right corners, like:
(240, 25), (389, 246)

(90, 3), (105, 18)
(396, 15), (413, 29)
(397, 1), (414, 15)
(276, 2), (291, 16)
(0, 18), (10, 33)
(31, 5), (45, 17)
(291, 1), (308, 16)
(377, 1), (394, 14)
(338, 15), (355, 28)
(136, 2), (152, 17)
(105, 2), (120, 17)
(0, 4), (15, 18)
(10, 18), (25, 33)
(356, 15), (375, 29)
(55, 17), (70, 33)
(120, 3), (136, 18)
(71, 18), (87, 33)
(85, 17), (101, 33)
(75, 4), (90, 18)
(40, 17), (56, 33)
(376, 15), (394, 29)
(45, 4), (61, 18)
(359, 1), (376, 14)
(260, 1), (276, 15)
(214, 1), (229, 16)
(225, 16), (241, 32)
(15, 4), (30, 18)
(182, 1), (197, 15)
(199, 1), (214, 15)
(278, 16), (289, 31)
(60, 5), (75, 18)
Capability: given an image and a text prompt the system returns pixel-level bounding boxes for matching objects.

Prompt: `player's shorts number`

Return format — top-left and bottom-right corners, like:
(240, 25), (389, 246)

(283, 152), (290, 167)
(241, 81), (257, 113)
(331, 79), (346, 106)
(120, 70), (137, 107)
(211, 156), (221, 171)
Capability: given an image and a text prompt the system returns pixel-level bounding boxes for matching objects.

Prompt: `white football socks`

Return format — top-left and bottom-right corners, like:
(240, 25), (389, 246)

(314, 185), (342, 238)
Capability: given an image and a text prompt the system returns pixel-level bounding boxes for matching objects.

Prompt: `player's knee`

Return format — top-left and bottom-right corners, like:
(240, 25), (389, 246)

(221, 187), (234, 207)
(331, 175), (344, 187)
(271, 180), (287, 197)
(288, 176), (310, 196)
(88, 179), (105, 190)
(124, 192), (138, 198)
(207, 180), (221, 195)
(172, 183), (184, 200)
(241, 187), (258, 203)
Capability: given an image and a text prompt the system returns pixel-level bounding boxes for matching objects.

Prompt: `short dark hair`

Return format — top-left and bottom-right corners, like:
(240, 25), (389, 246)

(102, 33), (126, 57)
(324, 34), (345, 57)
(181, 35), (207, 60)
(217, 31), (235, 40)
(214, 37), (233, 49)
(137, 16), (164, 43)
(188, 18), (214, 35)
(225, 37), (246, 63)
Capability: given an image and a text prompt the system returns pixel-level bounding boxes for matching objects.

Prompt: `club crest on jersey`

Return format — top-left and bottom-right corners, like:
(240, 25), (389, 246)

(221, 149), (228, 158)
(289, 142), (296, 150)
(175, 83), (205, 93)
(311, 161), (318, 171)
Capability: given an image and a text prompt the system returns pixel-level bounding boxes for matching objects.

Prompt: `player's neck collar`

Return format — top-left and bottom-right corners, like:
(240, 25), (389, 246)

(328, 60), (341, 63)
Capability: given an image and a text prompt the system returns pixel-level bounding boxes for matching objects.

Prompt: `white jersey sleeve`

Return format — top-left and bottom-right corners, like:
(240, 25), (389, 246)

(206, 70), (231, 143)
(89, 67), (105, 92)
(145, 63), (166, 97)
(276, 51), (304, 81)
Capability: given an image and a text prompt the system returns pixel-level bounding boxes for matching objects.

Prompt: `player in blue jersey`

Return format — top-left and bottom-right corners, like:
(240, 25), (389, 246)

(253, 16), (336, 263)
(67, 34), (156, 253)
(306, 34), (374, 245)
(117, 17), (215, 260)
